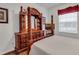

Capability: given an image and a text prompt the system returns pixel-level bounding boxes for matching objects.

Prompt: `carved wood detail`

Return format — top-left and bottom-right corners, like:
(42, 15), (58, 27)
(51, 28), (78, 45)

(15, 6), (44, 54)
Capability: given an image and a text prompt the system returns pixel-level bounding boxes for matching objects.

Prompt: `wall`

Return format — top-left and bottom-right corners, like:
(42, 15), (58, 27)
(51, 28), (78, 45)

(49, 3), (79, 39)
(0, 4), (15, 54)
(0, 3), (49, 54)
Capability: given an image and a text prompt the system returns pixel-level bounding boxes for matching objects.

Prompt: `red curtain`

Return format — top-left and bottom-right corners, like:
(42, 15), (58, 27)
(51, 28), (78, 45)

(58, 5), (79, 15)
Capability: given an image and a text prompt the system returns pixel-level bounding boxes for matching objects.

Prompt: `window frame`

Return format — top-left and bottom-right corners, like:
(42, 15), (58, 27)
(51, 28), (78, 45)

(58, 5), (79, 34)
(58, 12), (78, 33)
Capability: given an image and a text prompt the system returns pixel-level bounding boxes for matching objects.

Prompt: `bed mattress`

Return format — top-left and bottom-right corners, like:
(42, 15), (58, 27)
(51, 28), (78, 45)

(29, 35), (79, 55)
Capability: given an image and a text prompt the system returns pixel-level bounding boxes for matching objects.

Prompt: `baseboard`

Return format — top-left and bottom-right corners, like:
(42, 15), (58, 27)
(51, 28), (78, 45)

(3, 50), (15, 55)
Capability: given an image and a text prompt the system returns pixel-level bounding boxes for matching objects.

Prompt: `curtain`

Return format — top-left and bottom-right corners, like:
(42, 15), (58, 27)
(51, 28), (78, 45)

(58, 5), (79, 15)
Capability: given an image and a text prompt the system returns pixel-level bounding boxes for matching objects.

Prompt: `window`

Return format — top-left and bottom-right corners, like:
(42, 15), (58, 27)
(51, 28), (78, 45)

(59, 12), (77, 33)
(58, 5), (78, 33)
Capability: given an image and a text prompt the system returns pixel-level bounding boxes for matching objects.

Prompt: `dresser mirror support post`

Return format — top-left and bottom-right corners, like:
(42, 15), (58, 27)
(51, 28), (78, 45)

(51, 15), (54, 35)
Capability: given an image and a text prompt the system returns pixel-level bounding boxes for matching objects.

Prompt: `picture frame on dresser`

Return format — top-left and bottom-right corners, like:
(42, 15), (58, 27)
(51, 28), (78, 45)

(0, 7), (8, 23)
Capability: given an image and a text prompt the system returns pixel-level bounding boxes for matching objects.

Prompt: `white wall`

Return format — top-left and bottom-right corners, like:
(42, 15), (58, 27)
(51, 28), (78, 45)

(0, 4), (15, 54)
(0, 3), (49, 54)
(49, 3), (79, 39)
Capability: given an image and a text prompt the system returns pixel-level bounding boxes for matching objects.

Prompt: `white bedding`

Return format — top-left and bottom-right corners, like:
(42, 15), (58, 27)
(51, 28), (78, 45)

(29, 35), (79, 55)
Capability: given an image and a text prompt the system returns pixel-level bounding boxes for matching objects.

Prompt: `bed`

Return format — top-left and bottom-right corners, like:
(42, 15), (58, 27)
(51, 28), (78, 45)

(29, 35), (79, 55)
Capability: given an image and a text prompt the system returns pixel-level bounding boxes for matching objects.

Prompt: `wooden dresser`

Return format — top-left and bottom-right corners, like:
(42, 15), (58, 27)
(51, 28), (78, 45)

(15, 6), (44, 55)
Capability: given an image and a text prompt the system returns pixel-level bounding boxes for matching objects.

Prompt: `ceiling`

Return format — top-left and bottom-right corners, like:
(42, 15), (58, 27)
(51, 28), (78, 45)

(38, 3), (62, 9)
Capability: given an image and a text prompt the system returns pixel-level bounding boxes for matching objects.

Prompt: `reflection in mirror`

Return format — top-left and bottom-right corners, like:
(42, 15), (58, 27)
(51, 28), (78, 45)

(25, 15), (28, 31)
(35, 18), (37, 29)
(31, 16), (35, 29)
